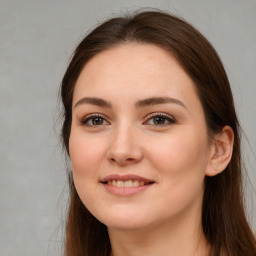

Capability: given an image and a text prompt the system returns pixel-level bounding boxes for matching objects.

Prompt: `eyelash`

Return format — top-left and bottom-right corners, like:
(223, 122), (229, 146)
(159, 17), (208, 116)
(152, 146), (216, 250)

(80, 112), (176, 127)
(144, 112), (176, 126)
(80, 113), (109, 127)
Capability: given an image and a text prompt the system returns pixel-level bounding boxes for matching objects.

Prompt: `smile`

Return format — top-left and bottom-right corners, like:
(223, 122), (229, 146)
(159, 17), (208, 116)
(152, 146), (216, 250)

(106, 180), (151, 187)
(100, 174), (155, 196)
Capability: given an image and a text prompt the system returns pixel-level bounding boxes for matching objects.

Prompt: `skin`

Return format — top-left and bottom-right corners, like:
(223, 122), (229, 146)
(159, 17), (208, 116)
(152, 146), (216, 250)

(69, 43), (234, 256)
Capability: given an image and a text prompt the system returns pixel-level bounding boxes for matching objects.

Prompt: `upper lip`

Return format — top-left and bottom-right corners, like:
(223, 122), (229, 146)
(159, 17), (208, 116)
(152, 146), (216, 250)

(100, 174), (155, 183)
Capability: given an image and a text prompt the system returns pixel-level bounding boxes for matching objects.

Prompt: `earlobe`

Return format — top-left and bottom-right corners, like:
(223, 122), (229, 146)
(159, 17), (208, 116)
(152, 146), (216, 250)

(205, 126), (234, 177)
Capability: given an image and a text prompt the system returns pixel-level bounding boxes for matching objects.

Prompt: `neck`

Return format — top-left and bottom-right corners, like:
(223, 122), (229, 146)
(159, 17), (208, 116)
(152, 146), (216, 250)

(108, 205), (210, 256)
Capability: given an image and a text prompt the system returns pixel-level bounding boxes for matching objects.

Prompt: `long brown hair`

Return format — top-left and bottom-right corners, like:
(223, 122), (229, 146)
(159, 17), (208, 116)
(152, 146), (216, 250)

(60, 10), (256, 256)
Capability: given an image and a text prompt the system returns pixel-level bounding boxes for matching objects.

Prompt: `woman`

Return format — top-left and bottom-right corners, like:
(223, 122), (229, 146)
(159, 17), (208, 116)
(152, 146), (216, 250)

(60, 10), (256, 256)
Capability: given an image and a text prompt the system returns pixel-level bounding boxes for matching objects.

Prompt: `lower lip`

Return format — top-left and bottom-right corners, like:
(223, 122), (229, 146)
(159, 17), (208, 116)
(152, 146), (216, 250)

(102, 183), (154, 196)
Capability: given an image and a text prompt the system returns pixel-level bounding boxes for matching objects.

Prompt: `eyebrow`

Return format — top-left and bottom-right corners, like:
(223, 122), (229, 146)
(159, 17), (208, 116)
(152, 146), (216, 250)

(74, 97), (112, 108)
(74, 96), (188, 110)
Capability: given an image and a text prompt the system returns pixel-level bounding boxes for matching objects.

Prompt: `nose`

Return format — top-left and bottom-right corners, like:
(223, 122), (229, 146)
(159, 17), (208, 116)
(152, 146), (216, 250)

(107, 124), (143, 166)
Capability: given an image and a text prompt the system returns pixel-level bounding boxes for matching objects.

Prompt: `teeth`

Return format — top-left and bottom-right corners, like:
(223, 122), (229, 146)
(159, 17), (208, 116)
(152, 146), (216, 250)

(117, 180), (124, 187)
(124, 180), (133, 187)
(106, 180), (147, 187)
(139, 181), (145, 186)
(134, 180), (139, 187)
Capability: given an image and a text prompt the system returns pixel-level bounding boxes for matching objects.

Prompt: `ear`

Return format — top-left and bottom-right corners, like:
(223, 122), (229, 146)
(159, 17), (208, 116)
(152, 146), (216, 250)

(205, 126), (234, 177)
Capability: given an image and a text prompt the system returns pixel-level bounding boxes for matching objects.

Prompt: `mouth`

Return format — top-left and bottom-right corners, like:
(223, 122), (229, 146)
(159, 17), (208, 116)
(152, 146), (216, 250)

(102, 179), (154, 187)
(100, 174), (155, 196)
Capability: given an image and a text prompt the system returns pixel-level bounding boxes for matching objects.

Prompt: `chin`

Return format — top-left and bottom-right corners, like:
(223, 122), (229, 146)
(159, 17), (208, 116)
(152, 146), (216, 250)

(106, 219), (153, 232)
(95, 209), (154, 231)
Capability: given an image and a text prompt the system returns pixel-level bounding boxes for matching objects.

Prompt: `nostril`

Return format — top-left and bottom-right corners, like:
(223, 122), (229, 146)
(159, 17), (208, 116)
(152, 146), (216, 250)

(110, 157), (135, 163)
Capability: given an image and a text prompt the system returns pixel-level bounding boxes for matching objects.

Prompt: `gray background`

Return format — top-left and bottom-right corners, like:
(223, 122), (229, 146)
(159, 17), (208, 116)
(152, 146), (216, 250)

(0, 0), (255, 255)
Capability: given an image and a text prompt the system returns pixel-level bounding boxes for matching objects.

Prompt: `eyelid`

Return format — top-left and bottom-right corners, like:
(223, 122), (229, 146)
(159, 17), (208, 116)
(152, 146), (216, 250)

(143, 112), (176, 125)
(80, 113), (110, 126)
(79, 112), (176, 127)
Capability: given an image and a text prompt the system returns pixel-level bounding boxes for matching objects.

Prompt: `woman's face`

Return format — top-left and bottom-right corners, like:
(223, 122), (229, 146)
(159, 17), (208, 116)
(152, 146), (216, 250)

(69, 44), (214, 231)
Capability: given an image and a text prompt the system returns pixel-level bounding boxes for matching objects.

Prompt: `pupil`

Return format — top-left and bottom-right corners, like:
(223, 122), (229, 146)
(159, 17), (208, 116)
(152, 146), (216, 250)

(93, 117), (103, 125)
(154, 117), (165, 124)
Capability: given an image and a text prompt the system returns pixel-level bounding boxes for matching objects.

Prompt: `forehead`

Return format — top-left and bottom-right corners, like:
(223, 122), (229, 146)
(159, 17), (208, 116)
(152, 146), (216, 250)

(73, 43), (200, 108)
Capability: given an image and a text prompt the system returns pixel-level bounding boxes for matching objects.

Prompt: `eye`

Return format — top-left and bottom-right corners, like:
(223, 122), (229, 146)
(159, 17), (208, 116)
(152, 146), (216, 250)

(80, 114), (110, 127)
(144, 113), (176, 126)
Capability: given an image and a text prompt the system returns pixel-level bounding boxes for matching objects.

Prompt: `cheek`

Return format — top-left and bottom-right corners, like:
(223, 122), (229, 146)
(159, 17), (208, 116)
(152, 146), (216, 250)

(69, 131), (110, 224)
(148, 130), (209, 182)
(69, 131), (106, 178)
(69, 131), (106, 205)
(147, 132), (209, 214)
